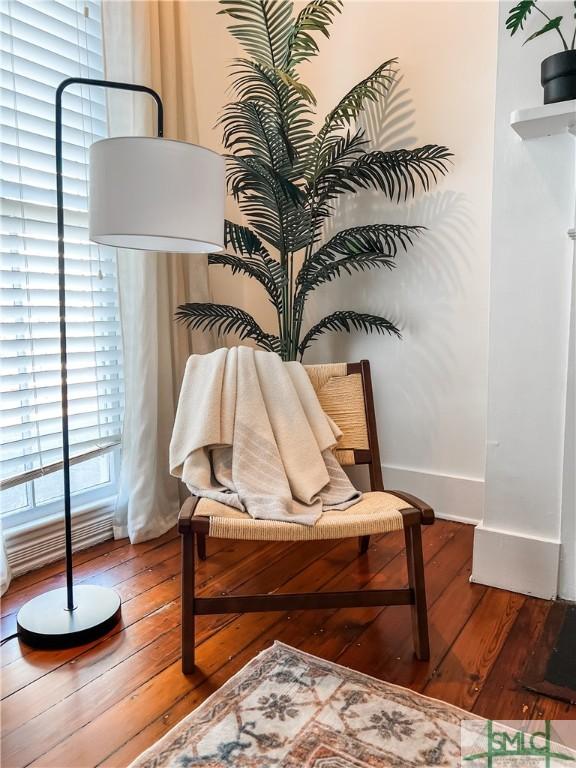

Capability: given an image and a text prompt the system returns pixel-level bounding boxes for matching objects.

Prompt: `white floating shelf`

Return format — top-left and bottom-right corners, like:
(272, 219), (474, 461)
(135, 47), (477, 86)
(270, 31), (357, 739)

(510, 100), (576, 140)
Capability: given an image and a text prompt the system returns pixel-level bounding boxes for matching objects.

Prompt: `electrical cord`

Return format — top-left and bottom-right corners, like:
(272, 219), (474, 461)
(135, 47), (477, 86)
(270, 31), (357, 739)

(1, 632), (20, 646)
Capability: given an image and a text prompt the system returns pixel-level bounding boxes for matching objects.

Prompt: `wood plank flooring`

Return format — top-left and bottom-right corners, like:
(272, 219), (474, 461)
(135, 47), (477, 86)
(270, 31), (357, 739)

(1, 520), (574, 768)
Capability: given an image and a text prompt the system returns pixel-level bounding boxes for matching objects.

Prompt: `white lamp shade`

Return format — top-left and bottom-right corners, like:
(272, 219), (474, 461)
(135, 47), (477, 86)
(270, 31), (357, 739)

(89, 137), (225, 253)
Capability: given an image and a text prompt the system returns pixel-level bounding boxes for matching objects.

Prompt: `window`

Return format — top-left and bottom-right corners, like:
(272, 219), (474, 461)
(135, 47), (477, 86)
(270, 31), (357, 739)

(1, 0), (124, 533)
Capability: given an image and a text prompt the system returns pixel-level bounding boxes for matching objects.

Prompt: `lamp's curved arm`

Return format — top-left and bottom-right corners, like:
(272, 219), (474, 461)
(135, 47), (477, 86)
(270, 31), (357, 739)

(55, 78), (163, 610)
(55, 77), (163, 138)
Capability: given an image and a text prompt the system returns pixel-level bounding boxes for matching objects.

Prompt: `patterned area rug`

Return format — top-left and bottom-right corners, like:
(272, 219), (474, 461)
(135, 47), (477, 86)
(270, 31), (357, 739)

(128, 642), (483, 767)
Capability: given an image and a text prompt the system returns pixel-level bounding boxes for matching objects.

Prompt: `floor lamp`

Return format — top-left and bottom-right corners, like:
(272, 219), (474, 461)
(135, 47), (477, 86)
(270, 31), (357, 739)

(16, 77), (224, 648)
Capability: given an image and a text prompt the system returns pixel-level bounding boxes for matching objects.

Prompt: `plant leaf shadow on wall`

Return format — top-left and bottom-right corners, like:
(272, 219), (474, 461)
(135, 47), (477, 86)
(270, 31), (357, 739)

(305, 74), (475, 467)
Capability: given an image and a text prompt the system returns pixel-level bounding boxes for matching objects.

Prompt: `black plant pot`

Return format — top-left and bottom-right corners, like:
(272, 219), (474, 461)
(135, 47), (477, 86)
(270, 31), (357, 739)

(541, 50), (576, 105)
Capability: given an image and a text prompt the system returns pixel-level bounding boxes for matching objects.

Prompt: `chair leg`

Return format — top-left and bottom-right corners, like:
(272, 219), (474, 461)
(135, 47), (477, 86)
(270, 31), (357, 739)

(181, 531), (196, 674)
(404, 522), (430, 661)
(358, 535), (370, 554)
(197, 532), (207, 561)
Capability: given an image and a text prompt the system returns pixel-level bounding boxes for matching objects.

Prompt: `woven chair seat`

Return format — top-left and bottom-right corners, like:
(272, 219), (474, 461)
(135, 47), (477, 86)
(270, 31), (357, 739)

(194, 491), (409, 541)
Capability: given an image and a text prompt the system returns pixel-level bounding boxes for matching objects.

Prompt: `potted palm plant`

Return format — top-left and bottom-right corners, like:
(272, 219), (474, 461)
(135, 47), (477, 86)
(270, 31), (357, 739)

(177, 0), (452, 361)
(506, 0), (576, 104)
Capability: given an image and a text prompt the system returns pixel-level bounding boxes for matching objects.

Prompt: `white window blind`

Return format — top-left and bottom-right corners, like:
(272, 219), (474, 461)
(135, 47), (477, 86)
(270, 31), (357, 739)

(1, 0), (124, 493)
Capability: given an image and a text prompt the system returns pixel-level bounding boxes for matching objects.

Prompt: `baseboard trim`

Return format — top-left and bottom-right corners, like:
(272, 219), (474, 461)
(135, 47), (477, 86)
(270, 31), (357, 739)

(430, 510), (482, 525)
(382, 465), (484, 525)
(5, 501), (115, 579)
(471, 523), (560, 599)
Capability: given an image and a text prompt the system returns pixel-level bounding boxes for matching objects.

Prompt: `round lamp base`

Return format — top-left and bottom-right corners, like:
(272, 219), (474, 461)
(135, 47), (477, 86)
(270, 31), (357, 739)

(16, 585), (121, 648)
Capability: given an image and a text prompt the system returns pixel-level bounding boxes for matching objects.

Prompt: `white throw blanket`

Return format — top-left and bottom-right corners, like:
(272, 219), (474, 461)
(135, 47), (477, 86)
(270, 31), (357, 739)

(170, 346), (361, 525)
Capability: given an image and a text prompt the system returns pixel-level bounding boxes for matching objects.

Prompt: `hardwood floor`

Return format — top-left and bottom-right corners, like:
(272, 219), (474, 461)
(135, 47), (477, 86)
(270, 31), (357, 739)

(1, 520), (574, 767)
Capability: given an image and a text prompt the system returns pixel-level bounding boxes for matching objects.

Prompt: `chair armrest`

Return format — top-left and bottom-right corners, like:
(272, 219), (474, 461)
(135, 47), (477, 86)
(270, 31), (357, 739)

(388, 490), (435, 525)
(178, 495), (199, 533)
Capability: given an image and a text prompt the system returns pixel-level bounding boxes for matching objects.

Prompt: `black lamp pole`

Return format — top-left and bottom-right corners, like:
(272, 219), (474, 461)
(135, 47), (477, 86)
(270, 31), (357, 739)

(16, 78), (164, 647)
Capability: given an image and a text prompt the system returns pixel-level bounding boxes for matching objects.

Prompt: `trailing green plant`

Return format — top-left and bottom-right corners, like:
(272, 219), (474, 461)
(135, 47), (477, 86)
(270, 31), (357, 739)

(176, 0), (452, 360)
(506, 0), (576, 51)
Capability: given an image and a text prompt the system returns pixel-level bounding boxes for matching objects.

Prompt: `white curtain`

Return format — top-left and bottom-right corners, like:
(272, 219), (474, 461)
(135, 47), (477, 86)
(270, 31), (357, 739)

(102, 0), (214, 542)
(1, 532), (11, 596)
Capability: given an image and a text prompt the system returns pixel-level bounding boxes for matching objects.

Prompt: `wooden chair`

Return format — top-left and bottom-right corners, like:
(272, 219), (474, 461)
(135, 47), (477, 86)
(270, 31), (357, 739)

(178, 360), (434, 674)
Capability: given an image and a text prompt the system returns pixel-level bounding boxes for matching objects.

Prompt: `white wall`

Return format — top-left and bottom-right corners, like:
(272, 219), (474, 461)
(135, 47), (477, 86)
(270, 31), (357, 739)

(188, 1), (499, 524)
(560, 242), (575, 600)
(471, 2), (575, 599)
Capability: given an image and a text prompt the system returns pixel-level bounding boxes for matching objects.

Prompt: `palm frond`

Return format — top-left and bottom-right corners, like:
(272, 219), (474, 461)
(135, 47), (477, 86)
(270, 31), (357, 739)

(275, 69), (316, 105)
(307, 59), (396, 182)
(208, 253), (283, 308)
(224, 219), (287, 310)
(224, 219), (270, 258)
(300, 223), (423, 277)
(316, 145), (453, 205)
(295, 253), (396, 312)
(176, 302), (281, 353)
(226, 155), (305, 251)
(230, 59), (315, 163)
(304, 128), (367, 243)
(219, 0), (294, 70)
(231, 58), (282, 107)
(220, 2), (316, 163)
(305, 128), (367, 188)
(294, 224), (422, 312)
(220, 101), (290, 167)
(324, 59), (397, 131)
(298, 310), (401, 357)
(288, 0), (343, 66)
(308, 59), (397, 186)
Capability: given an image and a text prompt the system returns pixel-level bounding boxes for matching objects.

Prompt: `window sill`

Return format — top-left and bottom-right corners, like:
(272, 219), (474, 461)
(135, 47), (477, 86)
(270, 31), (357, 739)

(5, 498), (116, 579)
